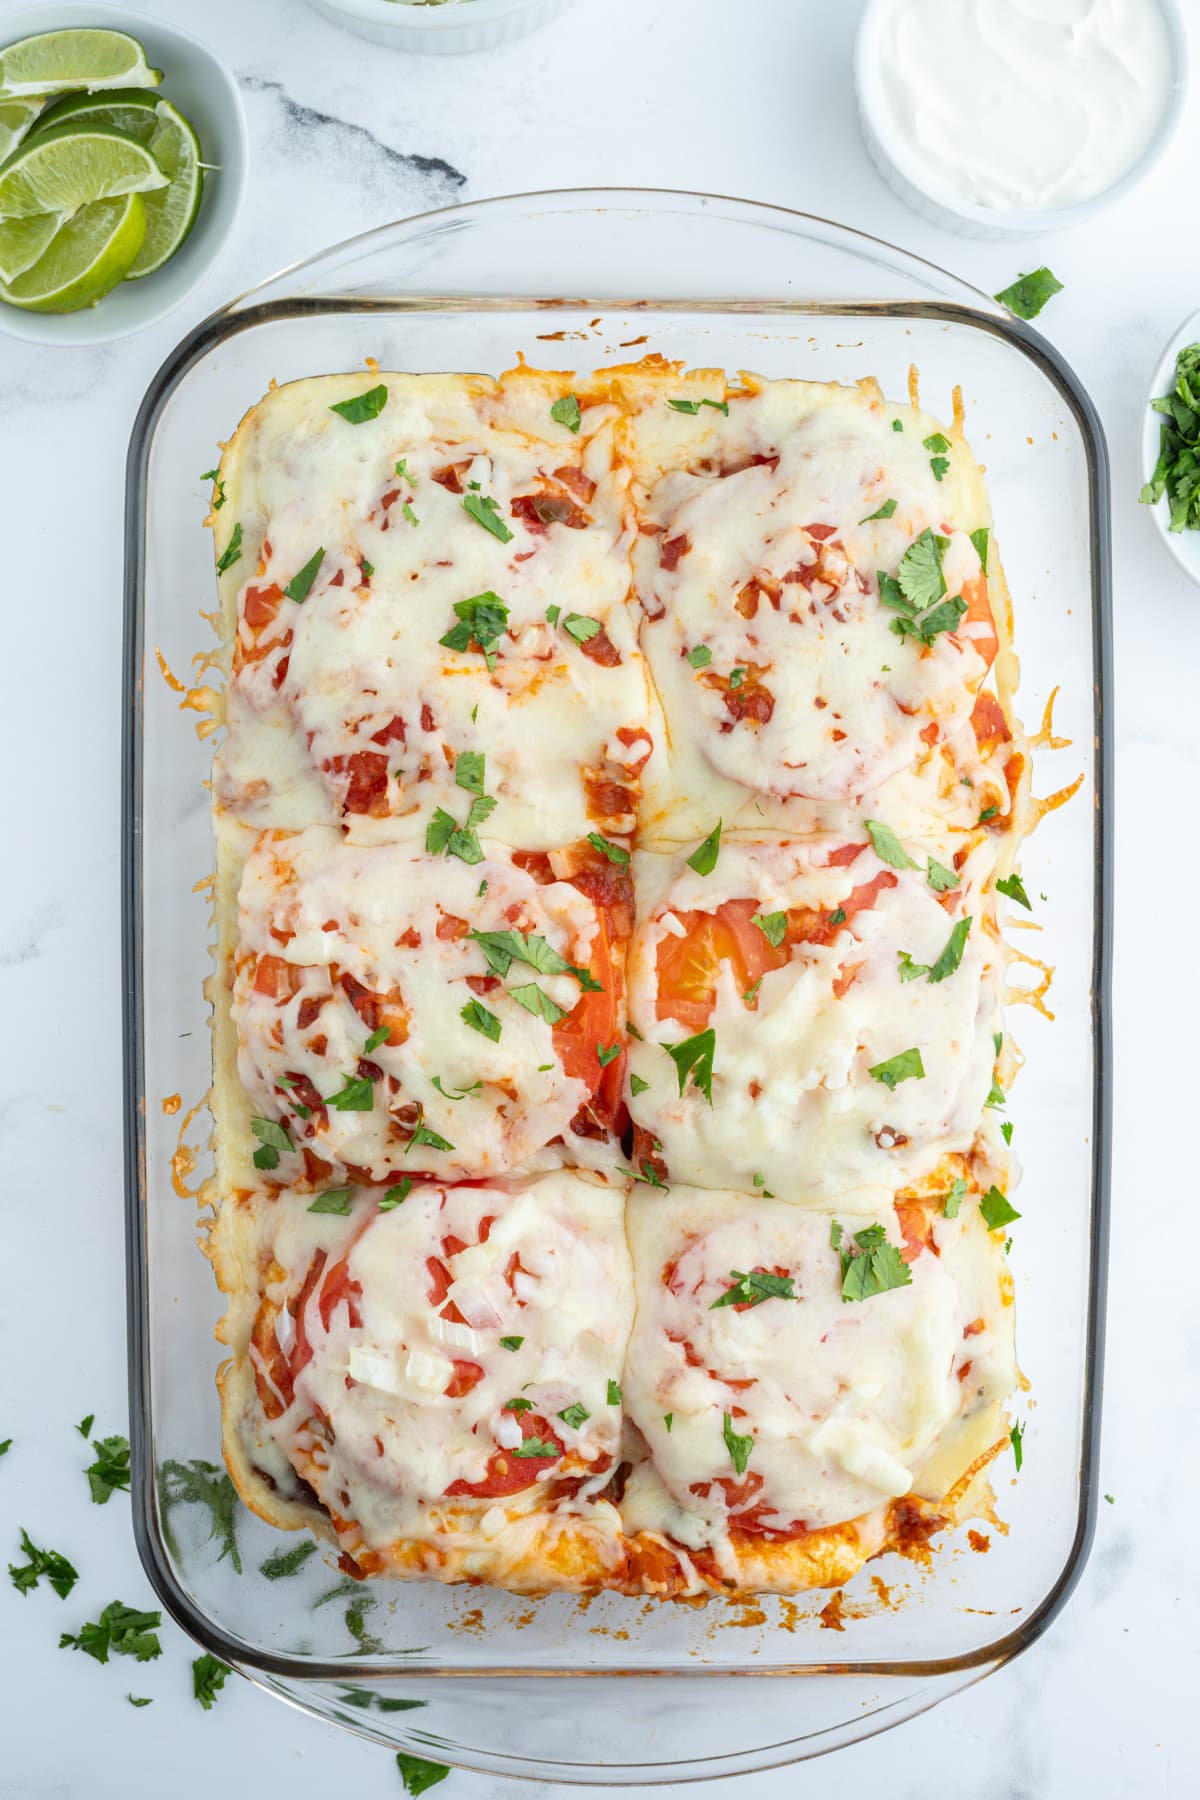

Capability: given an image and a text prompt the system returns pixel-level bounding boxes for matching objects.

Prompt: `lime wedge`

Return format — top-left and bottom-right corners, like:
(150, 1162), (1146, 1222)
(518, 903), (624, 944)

(0, 121), (167, 219)
(29, 92), (204, 278)
(0, 209), (60, 282)
(0, 94), (45, 161)
(0, 190), (145, 311)
(0, 29), (161, 100)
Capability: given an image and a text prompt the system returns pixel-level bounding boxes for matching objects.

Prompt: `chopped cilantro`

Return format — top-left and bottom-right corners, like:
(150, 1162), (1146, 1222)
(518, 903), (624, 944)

(201, 467), (225, 509)
(60, 1601), (162, 1665)
(860, 497), (898, 524)
(563, 612), (602, 644)
(511, 1438), (561, 1459)
(928, 916), (972, 983)
(629, 1073), (650, 1096)
(557, 1403), (590, 1431)
(215, 521), (242, 575)
(664, 1028), (715, 1104)
(587, 831), (630, 866)
(499, 1336), (524, 1352)
(687, 820), (722, 876)
(439, 591), (510, 669)
(865, 819), (918, 870)
(84, 1434), (131, 1504)
(897, 950), (930, 983)
(597, 1042), (621, 1067)
(664, 1413), (674, 1432)
(379, 1179), (413, 1210)
(396, 1752), (451, 1797)
(970, 526), (990, 572)
(607, 1380), (622, 1405)
(926, 856), (959, 893)
(750, 910), (787, 949)
(324, 1074), (374, 1112)
(980, 1186), (1021, 1231)
(722, 1412), (753, 1477)
(836, 1227), (913, 1303)
(462, 491), (514, 542)
(979, 805), (1000, 824)
(158, 1459), (241, 1571)
(710, 1269), (795, 1310)
(193, 1653), (230, 1710)
(943, 1177), (967, 1219)
(550, 394), (582, 433)
(432, 1075), (482, 1101)
(868, 1047), (925, 1090)
(687, 643), (713, 668)
(9, 1529), (78, 1599)
(363, 1025), (392, 1054)
(1010, 1420), (1025, 1472)
(1141, 340), (1200, 533)
(455, 750), (486, 795)
(405, 1113), (454, 1156)
(461, 999), (502, 1042)
(283, 547), (324, 604)
(509, 983), (569, 1025)
(994, 268), (1063, 321)
(996, 872), (1032, 909)
(329, 384), (388, 423)
(729, 667), (746, 689)
(308, 1188), (354, 1216)
(77, 1415), (94, 1439)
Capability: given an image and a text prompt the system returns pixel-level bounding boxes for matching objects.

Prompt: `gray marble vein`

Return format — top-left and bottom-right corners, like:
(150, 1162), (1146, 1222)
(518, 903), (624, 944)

(238, 73), (466, 197)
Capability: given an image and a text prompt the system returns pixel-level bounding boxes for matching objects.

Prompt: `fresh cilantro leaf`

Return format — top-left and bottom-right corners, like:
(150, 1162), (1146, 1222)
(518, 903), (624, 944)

(729, 667), (746, 688)
(868, 1047), (925, 1090)
(440, 593), (510, 667)
(380, 1179), (413, 1210)
(897, 527), (949, 610)
(629, 1072), (650, 1096)
(687, 644), (712, 668)
(193, 1653), (230, 1711)
(512, 1438), (560, 1459)
(360, 558), (374, 579)
(158, 1460), (241, 1572)
(664, 1028), (716, 1104)
(1141, 342), (1200, 532)
(260, 1539), (318, 1580)
(283, 548), (324, 604)
(499, 1336), (524, 1352)
(201, 467), (226, 508)
(505, 1398), (533, 1415)
(987, 1078), (1007, 1109)
(324, 1075), (374, 1112)
(551, 394), (582, 433)
(461, 999), (502, 1042)
(215, 521), (242, 575)
(85, 1434), (131, 1504)
(664, 1413), (674, 1432)
(597, 1042), (621, 1067)
(980, 1186), (1021, 1231)
(742, 976), (763, 1005)
(1010, 1420), (1025, 1472)
(251, 1117), (294, 1163)
(710, 1269), (795, 1310)
(750, 911), (787, 949)
(930, 456), (950, 482)
(994, 267), (1063, 321)
(557, 1403), (590, 1430)
(563, 612), (602, 644)
(892, 419), (904, 432)
(462, 491), (514, 542)
(970, 526), (990, 572)
(928, 916), (972, 983)
(545, 603), (561, 625)
(943, 1177), (967, 1219)
(329, 384), (388, 423)
(455, 750), (486, 795)
(722, 1412), (754, 1477)
(994, 1031), (1003, 1056)
(897, 951), (931, 983)
(405, 1113), (454, 1156)
(396, 1752), (451, 1796)
(828, 907), (846, 926)
(509, 983), (569, 1025)
(1001, 1120), (1014, 1145)
(996, 872), (1032, 909)
(77, 1415), (94, 1439)
(687, 820), (722, 876)
(627, 1022), (644, 1040)
(865, 819), (918, 870)
(830, 1220), (844, 1250)
(468, 927), (598, 990)
(308, 1188), (354, 1216)
(0, 1439), (11, 1457)
(860, 498), (897, 524)
(432, 1075), (482, 1101)
(8, 1529), (78, 1599)
(477, 877), (487, 894)
(667, 396), (728, 415)
(841, 1239), (912, 1303)
(128, 1694), (153, 1706)
(607, 1380), (622, 1405)
(587, 831), (630, 866)
(60, 1601), (163, 1665)
(923, 433), (951, 454)
(363, 1025), (392, 1054)
(979, 805), (999, 824)
(926, 856), (959, 893)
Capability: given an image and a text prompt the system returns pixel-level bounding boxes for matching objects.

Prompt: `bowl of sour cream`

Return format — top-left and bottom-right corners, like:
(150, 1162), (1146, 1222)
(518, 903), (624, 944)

(856, 0), (1188, 237)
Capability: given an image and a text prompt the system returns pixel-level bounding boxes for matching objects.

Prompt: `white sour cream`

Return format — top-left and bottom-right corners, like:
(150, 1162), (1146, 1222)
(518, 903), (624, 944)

(874, 0), (1175, 212)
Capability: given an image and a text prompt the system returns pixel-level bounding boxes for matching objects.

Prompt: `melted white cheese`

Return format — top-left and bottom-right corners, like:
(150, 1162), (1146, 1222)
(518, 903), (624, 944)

(626, 838), (1001, 1203)
(252, 1171), (633, 1551)
(621, 1185), (1014, 1566)
(232, 827), (606, 1182)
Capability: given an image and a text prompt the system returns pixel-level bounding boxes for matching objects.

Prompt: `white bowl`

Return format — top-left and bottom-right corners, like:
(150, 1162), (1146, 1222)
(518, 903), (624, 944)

(1140, 306), (1200, 588)
(0, 1), (246, 345)
(855, 0), (1188, 239)
(305, 0), (580, 53)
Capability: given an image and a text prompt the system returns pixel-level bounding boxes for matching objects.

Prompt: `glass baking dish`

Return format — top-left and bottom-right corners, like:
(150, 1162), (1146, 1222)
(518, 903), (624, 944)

(122, 189), (1112, 1786)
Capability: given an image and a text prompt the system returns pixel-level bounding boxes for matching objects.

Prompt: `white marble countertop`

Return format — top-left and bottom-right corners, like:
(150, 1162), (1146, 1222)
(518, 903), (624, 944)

(1, 0), (1195, 1795)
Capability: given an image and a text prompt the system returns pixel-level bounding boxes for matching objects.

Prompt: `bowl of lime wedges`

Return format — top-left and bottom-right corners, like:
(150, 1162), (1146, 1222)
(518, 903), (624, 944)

(0, 4), (246, 343)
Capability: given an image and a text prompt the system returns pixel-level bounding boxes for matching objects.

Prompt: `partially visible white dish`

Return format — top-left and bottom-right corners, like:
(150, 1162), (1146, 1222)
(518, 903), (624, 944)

(305, 0), (580, 53)
(1141, 306), (1200, 588)
(0, 2), (246, 346)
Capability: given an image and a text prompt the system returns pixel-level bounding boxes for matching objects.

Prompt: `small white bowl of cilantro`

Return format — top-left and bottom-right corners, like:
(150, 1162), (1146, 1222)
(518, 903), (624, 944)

(306, 0), (580, 52)
(1141, 309), (1200, 586)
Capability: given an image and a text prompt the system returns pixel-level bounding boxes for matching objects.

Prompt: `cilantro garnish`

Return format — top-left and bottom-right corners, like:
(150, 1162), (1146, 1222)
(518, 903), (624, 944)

(193, 1653), (230, 1711)
(499, 1336), (524, 1352)
(970, 526), (990, 572)
(926, 856), (959, 893)
(308, 1188), (353, 1216)
(868, 1047), (925, 1090)
(865, 819), (918, 870)
(943, 1177), (967, 1219)
(512, 1438), (561, 1459)
(283, 547), (324, 604)
(60, 1601), (163, 1664)
(994, 267), (1063, 321)
(439, 591), (510, 670)
(835, 1223), (913, 1303)
(979, 805), (999, 824)
(668, 396), (729, 416)
(587, 831), (630, 866)
(750, 910), (787, 949)
(979, 1186), (1021, 1231)
(250, 1115), (293, 1172)
(432, 1075), (482, 1101)
(664, 1413), (674, 1432)
(158, 1459), (241, 1571)
(878, 529), (965, 645)
(9, 1528), (78, 1599)
(927, 916), (971, 983)
(260, 1539), (318, 1580)
(84, 1434), (131, 1504)
(461, 999), (502, 1041)
(455, 750), (486, 795)
(215, 521), (242, 575)
(897, 950), (930, 983)
(996, 872), (1032, 909)
(557, 1403), (590, 1430)
(201, 467), (226, 509)
(1141, 341), (1200, 534)
(405, 1112), (454, 1156)
(664, 1028), (715, 1104)
(505, 1398), (533, 1415)
(551, 394), (582, 433)
(629, 1072), (650, 1096)
(509, 983), (569, 1025)
(379, 1179), (413, 1210)
(363, 1025), (392, 1054)
(324, 1074), (374, 1112)
(710, 1269), (795, 1310)
(860, 497), (897, 524)
(722, 1412), (753, 1477)
(563, 612), (602, 644)
(729, 667), (746, 688)
(1010, 1420), (1025, 1472)
(329, 384), (388, 423)
(687, 820), (722, 876)
(396, 1753), (451, 1797)
(469, 926), (598, 990)
(597, 1042), (621, 1067)
(687, 644), (712, 668)
(607, 1380), (622, 1405)
(462, 491), (514, 542)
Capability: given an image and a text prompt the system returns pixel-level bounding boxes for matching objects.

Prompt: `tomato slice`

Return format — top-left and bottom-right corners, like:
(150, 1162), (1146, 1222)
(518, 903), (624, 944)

(552, 899), (624, 1116)
(957, 572), (998, 671)
(443, 1412), (564, 1500)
